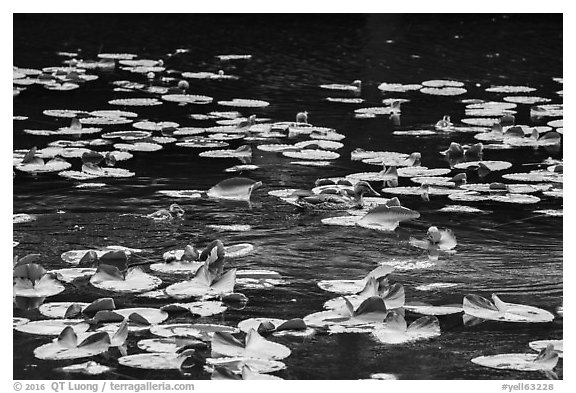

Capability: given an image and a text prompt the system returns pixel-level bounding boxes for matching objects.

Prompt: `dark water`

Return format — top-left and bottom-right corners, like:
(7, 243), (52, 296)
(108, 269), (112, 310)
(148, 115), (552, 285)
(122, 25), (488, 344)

(13, 14), (562, 380)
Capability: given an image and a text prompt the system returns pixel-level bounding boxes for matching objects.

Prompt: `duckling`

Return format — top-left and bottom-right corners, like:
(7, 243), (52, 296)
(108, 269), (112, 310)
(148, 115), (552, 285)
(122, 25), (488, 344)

(147, 203), (185, 220)
(435, 115), (453, 131)
(294, 181), (380, 210)
(296, 111), (308, 124)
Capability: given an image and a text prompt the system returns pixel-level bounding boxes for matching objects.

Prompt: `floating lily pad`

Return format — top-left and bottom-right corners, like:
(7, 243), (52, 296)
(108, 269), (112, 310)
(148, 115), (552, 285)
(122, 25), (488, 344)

(463, 294), (555, 323)
(162, 94), (213, 104)
(118, 353), (190, 370)
(471, 348), (558, 371)
(150, 261), (203, 275)
(237, 318), (314, 337)
(90, 266), (162, 293)
(55, 361), (112, 375)
(113, 142), (162, 152)
(461, 118), (500, 126)
(529, 340), (563, 358)
(502, 171), (562, 183)
(485, 85), (537, 93)
(14, 213), (36, 224)
(438, 205), (487, 214)
(43, 109), (87, 118)
(282, 149), (339, 160)
(503, 96), (552, 105)
(397, 167), (451, 177)
(317, 265), (393, 295)
(218, 99), (270, 108)
(404, 302), (463, 315)
(39, 302), (90, 318)
(372, 311), (441, 344)
(206, 357), (285, 374)
(420, 87), (467, 96)
(422, 79), (464, 87)
(133, 121), (179, 131)
(207, 177), (262, 201)
(217, 54), (252, 61)
(414, 283), (459, 291)
(34, 328), (111, 360)
(212, 329), (291, 360)
(108, 98), (162, 106)
(377, 82), (422, 92)
(151, 323), (238, 340)
(13, 317), (29, 328)
(157, 190), (203, 199)
(326, 97), (364, 104)
(454, 160), (512, 171)
(15, 319), (90, 336)
(393, 130), (436, 136)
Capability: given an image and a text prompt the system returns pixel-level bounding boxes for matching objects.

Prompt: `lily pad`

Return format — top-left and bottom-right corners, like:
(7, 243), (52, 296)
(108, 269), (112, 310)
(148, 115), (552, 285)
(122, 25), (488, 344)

(34, 328), (111, 360)
(207, 177), (262, 201)
(15, 319), (90, 336)
(218, 99), (270, 108)
(108, 98), (162, 106)
(404, 302), (463, 315)
(463, 294), (555, 323)
(90, 266), (162, 293)
(372, 311), (441, 344)
(211, 329), (291, 360)
(529, 340), (563, 358)
(471, 346), (558, 371)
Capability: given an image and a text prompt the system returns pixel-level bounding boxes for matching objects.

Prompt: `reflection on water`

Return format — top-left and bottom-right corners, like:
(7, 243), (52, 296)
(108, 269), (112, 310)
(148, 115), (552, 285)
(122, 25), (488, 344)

(13, 14), (562, 380)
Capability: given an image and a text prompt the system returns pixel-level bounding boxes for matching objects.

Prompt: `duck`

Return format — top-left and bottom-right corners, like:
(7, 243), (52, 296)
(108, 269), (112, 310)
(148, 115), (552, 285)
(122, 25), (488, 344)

(293, 181), (380, 210)
(147, 203), (186, 220)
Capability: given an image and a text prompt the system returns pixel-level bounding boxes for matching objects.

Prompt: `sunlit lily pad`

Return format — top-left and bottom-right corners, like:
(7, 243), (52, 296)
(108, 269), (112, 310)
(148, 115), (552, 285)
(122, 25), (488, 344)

(90, 110), (138, 118)
(305, 296), (389, 331)
(237, 318), (314, 337)
(206, 357), (285, 374)
(212, 329), (291, 360)
(282, 149), (339, 160)
(326, 97), (364, 104)
(420, 87), (467, 96)
(14, 213), (36, 224)
(404, 302), (463, 315)
(108, 98), (162, 106)
(414, 283), (459, 291)
(39, 302), (90, 318)
(47, 268), (94, 284)
(43, 109), (87, 118)
(531, 104), (563, 118)
(15, 319), (90, 336)
(372, 311), (441, 344)
(217, 54), (252, 61)
(207, 177), (262, 201)
(218, 99), (270, 108)
(133, 121), (179, 131)
(485, 85), (537, 93)
(113, 142), (162, 152)
(397, 167), (451, 177)
(162, 94), (213, 104)
(13, 317), (30, 328)
(55, 361), (112, 375)
(34, 328), (111, 360)
(393, 129), (436, 136)
(463, 294), (555, 323)
(137, 337), (206, 353)
(471, 346), (558, 371)
(529, 340), (562, 357)
(317, 265), (393, 295)
(461, 118), (500, 126)
(454, 160), (512, 171)
(151, 323), (238, 340)
(503, 96), (552, 105)
(157, 190), (203, 199)
(377, 82), (422, 92)
(118, 352), (191, 370)
(90, 266), (162, 293)
(502, 171), (562, 183)
(438, 205), (487, 214)
(422, 80), (464, 87)
(150, 260), (203, 275)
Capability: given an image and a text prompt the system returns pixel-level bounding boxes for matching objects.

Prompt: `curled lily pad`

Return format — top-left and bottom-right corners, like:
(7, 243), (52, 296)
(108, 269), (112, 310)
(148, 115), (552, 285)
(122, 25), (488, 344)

(15, 319), (90, 336)
(317, 265), (393, 295)
(166, 264), (236, 299)
(13, 269), (65, 298)
(39, 302), (90, 318)
(207, 177), (262, 201)
(211, 329), (291, 360)
(324, 279), (405, 311)
(34, 327), (111, 360)
(471, 345), (558, 371)
(113, 308), (168, 324)
(90, 266), (162, 293)
(237, 318), (314, 337)
(463, 294), (555, 323)
(372, 311), (441, 344)
(357, 204), (420, 231)
(304, 296), (389, 330)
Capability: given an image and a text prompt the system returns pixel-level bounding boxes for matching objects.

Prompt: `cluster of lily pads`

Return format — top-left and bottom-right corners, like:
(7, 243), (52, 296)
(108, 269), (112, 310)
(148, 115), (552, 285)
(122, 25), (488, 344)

(14, 48), (562, 379)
